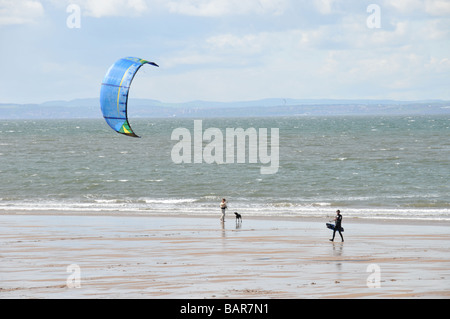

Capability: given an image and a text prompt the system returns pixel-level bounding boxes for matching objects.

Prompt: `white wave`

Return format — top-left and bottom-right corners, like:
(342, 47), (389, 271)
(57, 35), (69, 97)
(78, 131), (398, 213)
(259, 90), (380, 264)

(143, 198), (197, 204)
(0, 199), (448, 221)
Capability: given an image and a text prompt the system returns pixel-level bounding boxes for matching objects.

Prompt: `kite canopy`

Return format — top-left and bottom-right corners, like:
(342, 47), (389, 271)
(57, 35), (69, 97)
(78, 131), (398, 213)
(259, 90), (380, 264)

(100, 57), (159, 138)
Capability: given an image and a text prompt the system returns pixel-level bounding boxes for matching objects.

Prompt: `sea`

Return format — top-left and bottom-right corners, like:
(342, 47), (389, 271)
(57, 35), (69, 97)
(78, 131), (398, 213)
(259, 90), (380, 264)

(1, 115), (449, 221)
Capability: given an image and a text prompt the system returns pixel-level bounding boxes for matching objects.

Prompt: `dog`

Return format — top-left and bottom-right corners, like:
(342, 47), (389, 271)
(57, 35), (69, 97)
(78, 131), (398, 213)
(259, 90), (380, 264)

(234, 212), (242, 223)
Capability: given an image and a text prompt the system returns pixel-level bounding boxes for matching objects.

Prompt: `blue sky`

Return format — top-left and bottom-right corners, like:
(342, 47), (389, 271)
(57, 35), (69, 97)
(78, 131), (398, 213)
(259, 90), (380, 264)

(1, 0), (449, 104)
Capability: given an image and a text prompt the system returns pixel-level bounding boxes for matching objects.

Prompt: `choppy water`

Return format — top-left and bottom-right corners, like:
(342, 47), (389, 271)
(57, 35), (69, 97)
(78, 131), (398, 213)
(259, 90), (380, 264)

(0, 116), (449, 221)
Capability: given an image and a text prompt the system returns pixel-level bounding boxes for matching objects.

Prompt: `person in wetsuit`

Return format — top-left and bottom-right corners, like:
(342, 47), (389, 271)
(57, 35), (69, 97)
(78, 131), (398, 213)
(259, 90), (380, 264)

(330, 210), (344, 242)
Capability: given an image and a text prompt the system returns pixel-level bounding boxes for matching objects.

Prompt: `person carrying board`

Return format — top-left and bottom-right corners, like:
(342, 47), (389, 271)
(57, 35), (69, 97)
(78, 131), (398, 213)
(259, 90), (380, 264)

(330, 210), (344, 242)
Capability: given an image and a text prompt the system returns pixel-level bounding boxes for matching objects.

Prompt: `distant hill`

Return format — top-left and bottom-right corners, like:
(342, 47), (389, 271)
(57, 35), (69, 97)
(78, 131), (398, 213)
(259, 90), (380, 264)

(0, 98), (449, 119)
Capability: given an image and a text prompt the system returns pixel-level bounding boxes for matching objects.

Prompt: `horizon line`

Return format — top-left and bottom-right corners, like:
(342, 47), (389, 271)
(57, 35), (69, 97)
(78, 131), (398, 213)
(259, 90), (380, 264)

(2, 97), (450, 106)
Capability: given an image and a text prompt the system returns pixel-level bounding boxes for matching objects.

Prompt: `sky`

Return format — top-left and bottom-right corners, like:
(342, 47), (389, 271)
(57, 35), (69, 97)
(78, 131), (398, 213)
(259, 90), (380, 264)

(0, 0), (449, 104)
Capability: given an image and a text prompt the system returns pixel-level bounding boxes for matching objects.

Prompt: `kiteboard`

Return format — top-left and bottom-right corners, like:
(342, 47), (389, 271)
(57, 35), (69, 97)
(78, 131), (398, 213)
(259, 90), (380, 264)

(326, 223), (344, 232)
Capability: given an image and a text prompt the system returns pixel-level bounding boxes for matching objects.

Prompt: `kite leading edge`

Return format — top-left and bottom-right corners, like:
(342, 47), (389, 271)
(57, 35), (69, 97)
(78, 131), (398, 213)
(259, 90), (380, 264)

(100, 57), (159, 138)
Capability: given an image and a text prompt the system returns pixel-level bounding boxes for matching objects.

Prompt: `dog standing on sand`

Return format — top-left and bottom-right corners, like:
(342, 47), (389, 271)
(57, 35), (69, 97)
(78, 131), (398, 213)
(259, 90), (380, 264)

(234, 212), (242, 223)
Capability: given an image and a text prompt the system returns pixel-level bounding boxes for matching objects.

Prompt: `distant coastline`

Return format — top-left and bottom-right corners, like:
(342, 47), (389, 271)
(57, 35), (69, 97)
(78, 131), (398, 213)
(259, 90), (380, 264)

(1, 98), (449, 119)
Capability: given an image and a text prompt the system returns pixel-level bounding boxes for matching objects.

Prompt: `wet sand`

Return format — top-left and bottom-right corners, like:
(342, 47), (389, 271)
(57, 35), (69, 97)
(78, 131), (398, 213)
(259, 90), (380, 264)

(0, 213), (449, 299)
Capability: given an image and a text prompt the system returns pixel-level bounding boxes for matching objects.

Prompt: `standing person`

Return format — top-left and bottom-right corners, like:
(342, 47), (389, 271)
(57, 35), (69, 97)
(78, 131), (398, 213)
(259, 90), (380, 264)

(330, 210), (344, 242)
(220, 198), (227, 222)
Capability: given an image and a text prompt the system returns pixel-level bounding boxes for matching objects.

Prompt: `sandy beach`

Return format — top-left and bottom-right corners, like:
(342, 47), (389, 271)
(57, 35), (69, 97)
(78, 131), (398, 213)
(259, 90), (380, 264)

(0, 212), (449, 299)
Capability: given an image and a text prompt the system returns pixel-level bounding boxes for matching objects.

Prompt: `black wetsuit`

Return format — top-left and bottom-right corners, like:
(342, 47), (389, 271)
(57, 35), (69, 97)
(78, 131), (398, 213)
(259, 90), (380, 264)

(332, 214), (344, 242)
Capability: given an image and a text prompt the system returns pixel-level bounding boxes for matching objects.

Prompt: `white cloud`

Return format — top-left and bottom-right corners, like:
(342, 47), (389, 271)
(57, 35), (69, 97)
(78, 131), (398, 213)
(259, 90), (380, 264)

(425, 0), (450, 16)
(1, 0), (449, 103)
(421, 18), (450, 40)
(166, 0), (287, 16)
(206, 33), (267, 55)
(0, 0), (44, 25)
(161, 53), (222, 68)
(73, 0), (147, 18)
(383, 0), (423, 13)
(152, 2), (450, 101)
(314, 0), (338, 15)
(384, 0), (450, 16)
(161, 30), (301, 70)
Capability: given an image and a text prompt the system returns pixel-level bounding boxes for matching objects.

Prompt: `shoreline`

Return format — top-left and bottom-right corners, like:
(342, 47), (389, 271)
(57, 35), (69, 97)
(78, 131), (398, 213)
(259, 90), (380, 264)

(1, 212), (449, 299)
(1, 209), (450, 227)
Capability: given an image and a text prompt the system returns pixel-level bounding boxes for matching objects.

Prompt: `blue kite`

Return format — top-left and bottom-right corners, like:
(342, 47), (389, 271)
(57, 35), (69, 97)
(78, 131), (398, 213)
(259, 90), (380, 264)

(100, 57), (159, 138)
